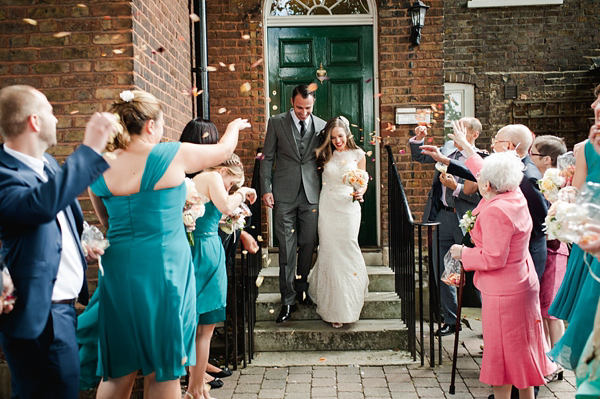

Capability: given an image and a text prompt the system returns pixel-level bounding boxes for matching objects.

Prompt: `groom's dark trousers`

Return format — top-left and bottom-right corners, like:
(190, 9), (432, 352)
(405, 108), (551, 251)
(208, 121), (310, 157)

(0, 144), (109, 399)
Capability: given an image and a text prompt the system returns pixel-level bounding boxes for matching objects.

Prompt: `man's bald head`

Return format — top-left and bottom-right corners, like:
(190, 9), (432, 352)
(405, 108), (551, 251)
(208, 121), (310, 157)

(496, 124), (533, 157)
(0, 85), (46, 140)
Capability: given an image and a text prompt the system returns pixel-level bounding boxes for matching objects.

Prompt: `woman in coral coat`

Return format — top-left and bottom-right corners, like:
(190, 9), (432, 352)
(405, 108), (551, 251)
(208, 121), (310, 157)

(448, 124), (554, 399)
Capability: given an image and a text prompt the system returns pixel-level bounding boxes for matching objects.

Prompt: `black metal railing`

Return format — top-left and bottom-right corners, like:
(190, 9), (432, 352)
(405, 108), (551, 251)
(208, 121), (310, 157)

(222, 149), (263, 368)
(385, 145), (442, 367)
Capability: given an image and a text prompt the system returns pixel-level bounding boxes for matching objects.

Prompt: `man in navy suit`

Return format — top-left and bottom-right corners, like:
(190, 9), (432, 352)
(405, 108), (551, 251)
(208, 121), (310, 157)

(409, 117), (482, 336)
(0, 85), (113, 399)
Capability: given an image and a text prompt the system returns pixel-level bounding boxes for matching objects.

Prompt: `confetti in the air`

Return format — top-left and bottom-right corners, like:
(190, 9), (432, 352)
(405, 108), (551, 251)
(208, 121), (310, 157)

(272, 91), (277, 95)
(242, 250), (248, 255)
(251, 58), (264, 68)
(219, 62), (226, 67)
(365, 78), (373, 83)
(273, 105), (278, 110)
(69, 110), (79, 115)
(218, 108), (226, 114)
(202, 132), (209, 138)
(427, 137), (434, 143)
(113, 49), (124, 54)
(228, 64), (235, 71)
(256, 153), (265, 160)
(206, 66), (217, 72)
(255, 276), (264, 287)
(319, 358), (326, 362)
(257, 235), (263, 242)
(103, 16), (111, 20)
(23, 18), (38, 25)
(242, 34), (250, 40)
(190, 13), (200, 22)
(76, 3), (87, 7)
(269, 309), (275, 314)
(53, 32), (71, 38)
(307, 83), (318, 92)
(240, 82), (251, 93)
(399, 149), (406, 154)
(156, 46), (165, 54)
(366, 151), (373, 156)
(374, 93), (383, 98)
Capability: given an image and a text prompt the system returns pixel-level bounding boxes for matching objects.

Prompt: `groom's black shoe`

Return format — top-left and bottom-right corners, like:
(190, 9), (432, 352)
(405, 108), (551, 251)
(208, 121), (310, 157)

(276, 304), (297, 323)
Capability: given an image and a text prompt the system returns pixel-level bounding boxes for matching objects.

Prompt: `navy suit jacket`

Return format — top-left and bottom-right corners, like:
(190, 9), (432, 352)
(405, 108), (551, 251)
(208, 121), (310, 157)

(0, 144), (109, 339)
(410, 140), (481, 223)
(449, 154), (548, 278)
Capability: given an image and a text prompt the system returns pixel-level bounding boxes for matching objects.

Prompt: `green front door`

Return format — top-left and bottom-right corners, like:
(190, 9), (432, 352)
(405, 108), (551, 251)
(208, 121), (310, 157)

(268, 26), (377, 247)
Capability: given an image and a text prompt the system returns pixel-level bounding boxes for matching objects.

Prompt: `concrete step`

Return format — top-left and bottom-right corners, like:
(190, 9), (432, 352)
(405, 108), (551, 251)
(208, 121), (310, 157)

(257, 266), (395, 294)
(253, 319), (408, 352)
(249, 349), (417, 367)
(266, 249), (383, 267)
(256, 292), (401, 322)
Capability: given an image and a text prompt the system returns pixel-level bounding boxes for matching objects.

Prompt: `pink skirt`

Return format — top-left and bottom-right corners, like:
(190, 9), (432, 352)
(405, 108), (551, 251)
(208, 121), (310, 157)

(539, 240), (569, 319)
(480, 284), (555, 389)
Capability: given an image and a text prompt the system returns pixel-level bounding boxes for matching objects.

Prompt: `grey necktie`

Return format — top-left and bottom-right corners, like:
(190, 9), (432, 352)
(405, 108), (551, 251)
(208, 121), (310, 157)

(299, 120), (306, 138)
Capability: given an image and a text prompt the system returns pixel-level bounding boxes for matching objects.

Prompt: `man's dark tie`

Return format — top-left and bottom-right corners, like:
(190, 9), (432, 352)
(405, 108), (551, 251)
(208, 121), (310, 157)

(299, 120), (306, 138)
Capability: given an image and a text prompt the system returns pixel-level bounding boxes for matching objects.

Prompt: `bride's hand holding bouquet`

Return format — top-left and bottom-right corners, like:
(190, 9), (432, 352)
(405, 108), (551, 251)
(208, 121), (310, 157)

(341, 169), (369, 202)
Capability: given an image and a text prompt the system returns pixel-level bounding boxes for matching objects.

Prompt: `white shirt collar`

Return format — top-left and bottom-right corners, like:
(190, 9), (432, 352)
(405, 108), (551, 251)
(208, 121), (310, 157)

(3, 145), (49, 178)
(290, 109), (312, 131)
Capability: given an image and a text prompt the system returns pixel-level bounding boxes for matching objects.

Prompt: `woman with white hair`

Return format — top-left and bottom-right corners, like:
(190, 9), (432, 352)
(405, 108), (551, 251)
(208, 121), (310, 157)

(449, 129), (554, 399)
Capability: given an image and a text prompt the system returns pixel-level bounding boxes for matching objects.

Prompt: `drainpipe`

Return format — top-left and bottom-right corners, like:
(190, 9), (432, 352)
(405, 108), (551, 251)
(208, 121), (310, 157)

(194, 0), (210, 119)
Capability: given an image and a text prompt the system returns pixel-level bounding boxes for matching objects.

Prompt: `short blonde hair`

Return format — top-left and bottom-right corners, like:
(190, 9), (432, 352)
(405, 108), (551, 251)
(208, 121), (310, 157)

(0, 85), (43, 140)
(479, 152), (524, 193)
(205, 153), (245, 187)
(107, 90), (163, 151)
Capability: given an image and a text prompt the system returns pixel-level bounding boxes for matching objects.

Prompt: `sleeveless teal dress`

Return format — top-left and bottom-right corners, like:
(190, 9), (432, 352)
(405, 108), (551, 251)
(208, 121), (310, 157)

(77, 142), (196, 385)
(191, 201), (227, 325)
(548, 140), (600, 370)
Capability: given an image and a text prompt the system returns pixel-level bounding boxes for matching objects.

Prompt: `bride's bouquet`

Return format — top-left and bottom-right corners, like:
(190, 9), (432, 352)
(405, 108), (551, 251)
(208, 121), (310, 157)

(341, 169), (369, 202)
(183, 178), (206, 246)
(220, 203), (252, 235)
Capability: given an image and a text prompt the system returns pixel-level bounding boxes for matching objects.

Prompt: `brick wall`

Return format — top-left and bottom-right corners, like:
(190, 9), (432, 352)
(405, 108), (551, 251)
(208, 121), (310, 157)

(131, 0), (194, 140)
(444, 0), (600, 149)
(378, 0), (445, 242)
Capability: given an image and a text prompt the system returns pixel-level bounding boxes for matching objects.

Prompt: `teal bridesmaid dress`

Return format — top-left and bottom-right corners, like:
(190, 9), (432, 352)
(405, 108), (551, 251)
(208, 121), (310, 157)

(191, 201), (227, 325)
(77, 142), (196, 386)
(548, 140), (600, 369)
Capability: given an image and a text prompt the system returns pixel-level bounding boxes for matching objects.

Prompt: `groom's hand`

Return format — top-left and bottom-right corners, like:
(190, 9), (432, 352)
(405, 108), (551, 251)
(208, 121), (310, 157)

(262, 193), (274, 209)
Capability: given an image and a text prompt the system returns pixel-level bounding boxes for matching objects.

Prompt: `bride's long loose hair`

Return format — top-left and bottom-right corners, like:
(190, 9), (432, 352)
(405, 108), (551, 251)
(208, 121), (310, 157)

(316, 116), (360, 170)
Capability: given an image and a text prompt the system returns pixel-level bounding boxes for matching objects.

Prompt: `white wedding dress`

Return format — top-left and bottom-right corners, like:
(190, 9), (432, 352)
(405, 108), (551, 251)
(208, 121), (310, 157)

(307, 148), (369, 324)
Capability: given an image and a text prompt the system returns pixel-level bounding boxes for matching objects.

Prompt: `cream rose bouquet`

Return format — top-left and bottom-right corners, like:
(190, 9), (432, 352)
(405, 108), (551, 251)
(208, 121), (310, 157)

(341, 169), (369, 202)
(183, 178), (206, 246)
(538, 168), (565, 203)
(220, 203), (252, 236)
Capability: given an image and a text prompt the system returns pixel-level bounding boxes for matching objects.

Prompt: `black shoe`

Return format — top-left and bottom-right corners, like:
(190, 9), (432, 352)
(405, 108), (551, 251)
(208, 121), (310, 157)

(207, 377), (224, 389)
(275, 304), (297, 323)
(299, 290), (314, 306)
(208, 367), (233, 379)
(435, 323), (460, 336)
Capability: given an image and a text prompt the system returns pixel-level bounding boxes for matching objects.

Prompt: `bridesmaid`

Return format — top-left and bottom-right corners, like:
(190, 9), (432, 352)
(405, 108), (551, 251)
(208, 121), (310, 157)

(182, 147), (256, 399)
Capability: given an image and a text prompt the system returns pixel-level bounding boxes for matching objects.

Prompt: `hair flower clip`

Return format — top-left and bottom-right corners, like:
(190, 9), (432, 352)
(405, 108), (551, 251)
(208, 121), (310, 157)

(119, 90), (134, 102)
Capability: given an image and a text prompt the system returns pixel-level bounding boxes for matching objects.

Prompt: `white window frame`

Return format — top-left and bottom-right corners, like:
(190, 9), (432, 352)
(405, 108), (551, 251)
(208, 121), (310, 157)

(444, 83), (475, 128)
(468, 0), (563, 8)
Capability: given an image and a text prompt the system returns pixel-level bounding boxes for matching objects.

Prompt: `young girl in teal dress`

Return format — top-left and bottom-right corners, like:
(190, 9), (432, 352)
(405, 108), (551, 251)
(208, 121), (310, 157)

(183, 152), (256, 399)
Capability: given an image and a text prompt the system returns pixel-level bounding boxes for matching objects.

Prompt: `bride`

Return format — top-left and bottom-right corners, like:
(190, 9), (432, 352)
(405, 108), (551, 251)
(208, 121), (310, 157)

(307, 116), (369, 328)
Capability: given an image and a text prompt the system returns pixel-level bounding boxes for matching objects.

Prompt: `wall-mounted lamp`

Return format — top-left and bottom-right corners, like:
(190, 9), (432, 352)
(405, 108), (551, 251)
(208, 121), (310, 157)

(409, 1), (430, 46)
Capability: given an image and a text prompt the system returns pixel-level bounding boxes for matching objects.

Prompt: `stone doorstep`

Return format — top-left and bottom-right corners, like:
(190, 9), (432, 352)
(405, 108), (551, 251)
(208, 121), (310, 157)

(253, 319), (408, 352)
(248, 350), (418, 367)
(255, 292), (402, 322)
(265, 249), (384, 268)
(257, 266), (395, 294)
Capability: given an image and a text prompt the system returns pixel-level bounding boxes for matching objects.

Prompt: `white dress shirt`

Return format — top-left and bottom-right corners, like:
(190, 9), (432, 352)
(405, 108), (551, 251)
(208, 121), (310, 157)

(290, 109), (313, 135)
(3, 145), (84, 301)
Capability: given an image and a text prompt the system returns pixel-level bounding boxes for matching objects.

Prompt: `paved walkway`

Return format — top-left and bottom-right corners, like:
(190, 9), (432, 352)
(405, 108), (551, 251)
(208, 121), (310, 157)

(209, 310), (577, 399)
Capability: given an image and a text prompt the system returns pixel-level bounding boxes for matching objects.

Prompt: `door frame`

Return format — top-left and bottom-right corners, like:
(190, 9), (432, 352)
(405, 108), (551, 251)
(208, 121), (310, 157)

(261, 0), (381, 247)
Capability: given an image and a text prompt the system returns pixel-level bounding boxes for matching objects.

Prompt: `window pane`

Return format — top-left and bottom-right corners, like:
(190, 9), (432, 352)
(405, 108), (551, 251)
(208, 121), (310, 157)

(270, 0), (369, 16)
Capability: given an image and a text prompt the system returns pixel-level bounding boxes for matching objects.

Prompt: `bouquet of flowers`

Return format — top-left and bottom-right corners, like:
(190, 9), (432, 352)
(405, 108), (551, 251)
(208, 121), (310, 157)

(341, 169), (369, 202)
(544, 182), (600, 244)
(459, 210), (476, 234)
(183, 178), (206, 246)
(220, 203), (252, 235)
(81, 221), (110, 276)
(538, 168), (566, 203)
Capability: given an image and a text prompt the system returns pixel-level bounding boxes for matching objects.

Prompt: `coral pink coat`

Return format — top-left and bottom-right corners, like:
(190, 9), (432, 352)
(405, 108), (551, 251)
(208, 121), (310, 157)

(461, 154), (553, 388)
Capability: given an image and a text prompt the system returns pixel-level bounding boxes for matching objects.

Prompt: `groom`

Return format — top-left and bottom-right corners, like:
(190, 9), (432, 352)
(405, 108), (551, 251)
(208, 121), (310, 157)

(261, 85), (327, 323)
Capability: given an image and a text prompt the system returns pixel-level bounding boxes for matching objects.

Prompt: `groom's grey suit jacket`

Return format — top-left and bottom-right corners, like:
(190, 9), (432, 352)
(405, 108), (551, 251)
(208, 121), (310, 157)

(260, 111), (327, 204)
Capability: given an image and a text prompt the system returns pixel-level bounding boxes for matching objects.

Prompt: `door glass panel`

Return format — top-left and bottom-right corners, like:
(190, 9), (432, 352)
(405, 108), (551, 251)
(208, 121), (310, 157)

(270, 0), (370, 16)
